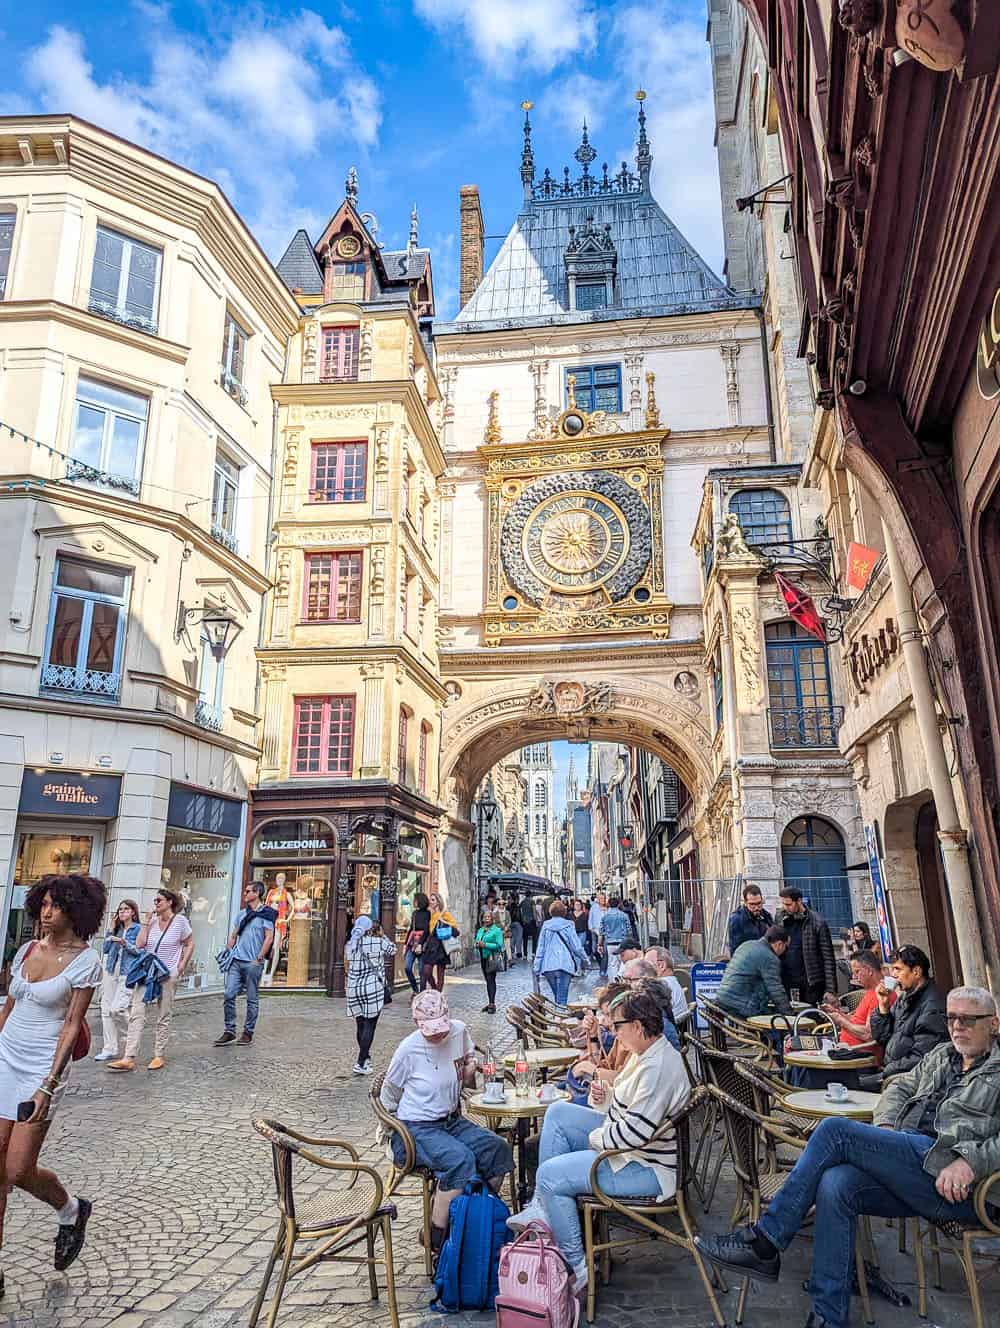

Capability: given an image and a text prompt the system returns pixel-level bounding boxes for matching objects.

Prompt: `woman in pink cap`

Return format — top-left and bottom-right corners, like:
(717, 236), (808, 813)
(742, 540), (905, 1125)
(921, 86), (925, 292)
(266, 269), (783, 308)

(379, 990), (512, 1253)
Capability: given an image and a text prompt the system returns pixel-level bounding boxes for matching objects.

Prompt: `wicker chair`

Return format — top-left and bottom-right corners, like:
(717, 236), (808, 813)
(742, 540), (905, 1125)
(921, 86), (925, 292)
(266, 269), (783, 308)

(250, 1118), (399, 1328)
(840, 987), (868, 1015)
(577, 1086), (727, 1326)
(370, 1074), (436, 1276)
(913, 1170), (1000, 1328)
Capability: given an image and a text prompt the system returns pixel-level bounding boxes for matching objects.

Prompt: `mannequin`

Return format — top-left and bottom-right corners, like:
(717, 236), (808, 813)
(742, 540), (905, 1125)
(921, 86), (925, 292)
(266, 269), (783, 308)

(264, 873), (293, 985)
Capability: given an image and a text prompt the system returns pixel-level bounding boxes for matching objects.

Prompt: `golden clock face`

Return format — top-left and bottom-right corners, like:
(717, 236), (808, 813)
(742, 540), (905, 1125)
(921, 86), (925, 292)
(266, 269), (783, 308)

(336, 234), (362, 258)
(522, 492), (630, 592)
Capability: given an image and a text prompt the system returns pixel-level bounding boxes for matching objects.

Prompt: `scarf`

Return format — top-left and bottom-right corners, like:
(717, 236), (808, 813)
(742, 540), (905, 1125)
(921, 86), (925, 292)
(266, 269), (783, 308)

(347, 915), (373, 957)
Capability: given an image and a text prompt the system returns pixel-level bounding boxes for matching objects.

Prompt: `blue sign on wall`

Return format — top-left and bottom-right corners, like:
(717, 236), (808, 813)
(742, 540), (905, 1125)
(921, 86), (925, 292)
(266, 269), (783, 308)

(19, 769), (122, 819)
(864, 822), (894, 962)
(690, 960), (728, 1031)
(167, 784), (243, 839)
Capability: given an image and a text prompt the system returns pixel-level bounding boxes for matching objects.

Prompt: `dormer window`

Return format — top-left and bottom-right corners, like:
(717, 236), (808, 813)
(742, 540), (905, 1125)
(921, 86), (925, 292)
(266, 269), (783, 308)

(575, 282), (608, 310)
(330, 262), (365, 301)
(564, 212), (617, 312)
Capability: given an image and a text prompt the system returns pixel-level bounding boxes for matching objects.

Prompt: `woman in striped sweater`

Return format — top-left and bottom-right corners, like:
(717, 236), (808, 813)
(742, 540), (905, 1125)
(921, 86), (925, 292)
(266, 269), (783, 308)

(508, 989), (690, 1292)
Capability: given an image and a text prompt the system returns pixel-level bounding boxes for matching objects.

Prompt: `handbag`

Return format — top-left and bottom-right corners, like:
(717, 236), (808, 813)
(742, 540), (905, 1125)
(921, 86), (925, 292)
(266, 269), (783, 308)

(484, 951), (501, 974)
(215, 905), (263, 972)
(442, 935), (462, 957)
(23, 942), (90, 1061)
(496, 1221), (579, 1328)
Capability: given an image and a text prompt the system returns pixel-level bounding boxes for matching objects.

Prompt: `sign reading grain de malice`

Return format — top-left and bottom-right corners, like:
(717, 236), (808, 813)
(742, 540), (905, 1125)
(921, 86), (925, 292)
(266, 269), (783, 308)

(18, 769), (122, 819)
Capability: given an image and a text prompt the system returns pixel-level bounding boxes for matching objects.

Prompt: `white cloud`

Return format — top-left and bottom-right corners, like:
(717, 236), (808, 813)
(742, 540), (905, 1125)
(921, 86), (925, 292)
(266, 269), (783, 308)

(413, 0), (598, 74)
(12, 13), (381, 257)
(537, 73), (614, 139)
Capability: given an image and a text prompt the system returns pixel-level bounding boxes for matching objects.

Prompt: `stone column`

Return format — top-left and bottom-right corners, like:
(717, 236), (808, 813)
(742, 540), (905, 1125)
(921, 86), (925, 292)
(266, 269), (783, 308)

(259, 665), (286, 777)
(331, 827), (352, 996)
(359, 662), (385, 777)
(368, 542), (387, 638)
(624, 352), (645, 431)
(438, 479), (456, 610)
(720, 338), (741, 426)
(373, 423), (391, 514)
(380, 819), (399, 991)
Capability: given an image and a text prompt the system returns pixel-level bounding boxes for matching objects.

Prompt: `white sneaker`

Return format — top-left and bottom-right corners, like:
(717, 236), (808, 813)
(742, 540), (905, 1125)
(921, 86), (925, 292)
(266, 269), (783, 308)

(360, 1061), (374, 1075)
(94, 1050), (116, 1062)
(571, 1258), (588, 1294)
(351, 1062), (366, 1075)
(506, 1197), (546, 1231)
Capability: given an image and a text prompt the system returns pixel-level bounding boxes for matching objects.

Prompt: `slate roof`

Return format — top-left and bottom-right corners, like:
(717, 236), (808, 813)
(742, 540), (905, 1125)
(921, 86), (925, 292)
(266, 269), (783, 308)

(275, 229), (323, 296)
(437, 192), (751, 334)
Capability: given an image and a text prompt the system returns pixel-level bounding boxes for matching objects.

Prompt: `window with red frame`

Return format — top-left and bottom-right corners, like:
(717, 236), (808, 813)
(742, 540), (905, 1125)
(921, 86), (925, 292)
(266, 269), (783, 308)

(397, 707), (410, 783)
(292, 695), (354, 775)
(418, 723), (430, 792)
(310, 441), (367, 502)
(320, 325), (360, 382)
(302, 551), (362, 622)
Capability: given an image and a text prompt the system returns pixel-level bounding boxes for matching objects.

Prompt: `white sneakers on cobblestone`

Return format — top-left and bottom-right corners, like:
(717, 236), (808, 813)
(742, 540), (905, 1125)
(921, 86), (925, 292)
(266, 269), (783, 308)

(93, 1050), (115, 1062)
(351, 1061), (374, 1076)
(506, 1197), (546, 1232)
(571, 1258), (588, 1293)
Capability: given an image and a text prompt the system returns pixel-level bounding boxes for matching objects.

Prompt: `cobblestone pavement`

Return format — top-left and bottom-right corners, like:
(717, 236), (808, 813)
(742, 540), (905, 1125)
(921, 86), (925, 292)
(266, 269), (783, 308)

(2, 962), (996, 1328)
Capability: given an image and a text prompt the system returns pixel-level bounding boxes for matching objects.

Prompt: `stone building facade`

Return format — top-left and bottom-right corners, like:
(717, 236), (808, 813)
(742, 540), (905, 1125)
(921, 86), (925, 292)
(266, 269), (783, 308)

(0, 115), (299, 990)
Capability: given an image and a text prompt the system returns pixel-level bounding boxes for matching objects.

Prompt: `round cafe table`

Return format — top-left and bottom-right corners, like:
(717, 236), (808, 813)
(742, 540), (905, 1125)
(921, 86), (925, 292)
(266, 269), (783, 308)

(783, 1048), (876, 1071)
(466, 1089), (571, 1207)
(503, 1047), (578, 1078)
(782, 1089), (882, 1121)
(745, 1012), (822, 1030)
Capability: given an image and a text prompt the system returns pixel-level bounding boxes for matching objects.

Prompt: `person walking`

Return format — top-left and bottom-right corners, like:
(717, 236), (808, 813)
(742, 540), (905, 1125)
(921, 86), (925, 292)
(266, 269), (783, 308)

(588, 892), (608, 975)
(422, 892), (459, 993)
(404, 892), (431, 995)
(510, 898), (524, 962)
(95, 899), (141, 1062)
(572, 898), (591, 958)
(109, 886), (193, 1073)
(346, 917), (396, 1075)
(0, 873), (106, 1292)
(727, 884), (773, 955)
(475, 909), (505, 1013)
(533, 900), (587, 1006)
(214, 882), (275, 1047)
(518, 890), (538, 961)
(598, 895), (633, 982)
(492, 896), (512, 971)
(775, 885), (837, 1008)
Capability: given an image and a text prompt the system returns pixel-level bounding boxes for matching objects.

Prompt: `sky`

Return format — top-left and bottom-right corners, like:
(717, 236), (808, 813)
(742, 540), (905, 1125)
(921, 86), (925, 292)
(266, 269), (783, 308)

(2, 1), (727, 319)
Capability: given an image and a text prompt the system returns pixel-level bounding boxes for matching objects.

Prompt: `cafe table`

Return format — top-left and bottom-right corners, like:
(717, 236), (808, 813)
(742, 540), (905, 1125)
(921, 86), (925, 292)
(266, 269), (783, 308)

(466, 1088), (571, 1207)
(782, 1089), (882, 1121)
(503, 1047), (578, 1081)
(783, 1048), (877, 1071)
(745, 1012), (822, 1030)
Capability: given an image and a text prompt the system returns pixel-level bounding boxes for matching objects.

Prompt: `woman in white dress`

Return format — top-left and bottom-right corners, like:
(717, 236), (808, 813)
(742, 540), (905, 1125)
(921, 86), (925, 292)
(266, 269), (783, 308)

(0, 872), (106, 1297)
(345, 916), (396, 1076)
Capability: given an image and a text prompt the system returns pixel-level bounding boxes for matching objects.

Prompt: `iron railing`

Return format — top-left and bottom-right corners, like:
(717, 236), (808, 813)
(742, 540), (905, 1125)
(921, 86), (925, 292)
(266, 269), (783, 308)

(87, 296), (158, 337)
(768, 705), (843, 749)
(65, 458), (140, 496)
(194, 699), (224, 731)
(41, 664), (121, 700)
(220, 367), (249, 408)
(210, 521), (239, 554)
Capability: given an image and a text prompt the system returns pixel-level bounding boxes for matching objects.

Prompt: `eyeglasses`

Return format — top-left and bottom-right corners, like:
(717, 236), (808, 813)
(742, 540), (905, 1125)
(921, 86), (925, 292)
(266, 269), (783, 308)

(612, 1019), (633, 1029)
(945, 1013), (995, 1028)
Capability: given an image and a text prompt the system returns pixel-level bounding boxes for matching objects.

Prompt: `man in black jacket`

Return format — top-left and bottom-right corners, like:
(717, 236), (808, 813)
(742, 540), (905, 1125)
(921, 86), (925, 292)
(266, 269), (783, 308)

(776, 886), (837, 1009)
(860, 943), (948, 1090)
(727, 884), (773, 956)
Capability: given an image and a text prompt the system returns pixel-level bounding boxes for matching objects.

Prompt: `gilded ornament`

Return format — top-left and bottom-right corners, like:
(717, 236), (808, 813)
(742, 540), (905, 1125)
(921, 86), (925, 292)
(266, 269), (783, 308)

(645, 371), (660, 429)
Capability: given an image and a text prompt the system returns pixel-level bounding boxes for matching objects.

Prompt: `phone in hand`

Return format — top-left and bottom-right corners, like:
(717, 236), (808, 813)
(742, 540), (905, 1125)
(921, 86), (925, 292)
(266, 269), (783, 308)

(17, 1098), (36, 1123)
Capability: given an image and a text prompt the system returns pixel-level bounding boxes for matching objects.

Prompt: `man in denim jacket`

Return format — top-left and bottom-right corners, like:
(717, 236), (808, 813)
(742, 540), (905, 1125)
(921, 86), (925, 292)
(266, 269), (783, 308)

(695, 986), (1000, 1328)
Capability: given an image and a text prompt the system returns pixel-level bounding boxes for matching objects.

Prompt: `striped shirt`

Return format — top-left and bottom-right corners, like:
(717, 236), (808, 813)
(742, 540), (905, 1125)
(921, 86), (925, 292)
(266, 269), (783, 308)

(587, 1036), (690, 1198)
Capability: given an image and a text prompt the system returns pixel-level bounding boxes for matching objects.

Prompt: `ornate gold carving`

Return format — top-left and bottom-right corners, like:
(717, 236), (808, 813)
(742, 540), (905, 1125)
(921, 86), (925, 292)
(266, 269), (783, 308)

(485, 440), (662, 476)
(645, 371), (660, 429)
(485, 391), (503, 444)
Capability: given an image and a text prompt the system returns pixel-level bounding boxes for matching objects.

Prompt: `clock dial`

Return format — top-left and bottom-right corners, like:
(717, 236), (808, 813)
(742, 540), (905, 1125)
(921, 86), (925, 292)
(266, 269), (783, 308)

(522, 492), (629, 592)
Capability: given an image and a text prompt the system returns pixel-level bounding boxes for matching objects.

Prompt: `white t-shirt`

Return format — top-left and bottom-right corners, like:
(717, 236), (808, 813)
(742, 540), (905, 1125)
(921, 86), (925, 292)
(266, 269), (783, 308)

(145, 914), (193, 977)
(379, 1020), (474, 1122)
(663, 975), (689, 1023)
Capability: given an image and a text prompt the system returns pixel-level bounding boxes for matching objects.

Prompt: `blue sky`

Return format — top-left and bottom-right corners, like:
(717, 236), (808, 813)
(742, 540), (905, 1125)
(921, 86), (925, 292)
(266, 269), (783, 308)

(3, 1), (726, 318)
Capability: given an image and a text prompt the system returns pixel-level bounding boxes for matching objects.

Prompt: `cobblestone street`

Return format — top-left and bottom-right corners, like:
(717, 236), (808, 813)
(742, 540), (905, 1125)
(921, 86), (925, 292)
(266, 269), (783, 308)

(1, 964), (995, 1328)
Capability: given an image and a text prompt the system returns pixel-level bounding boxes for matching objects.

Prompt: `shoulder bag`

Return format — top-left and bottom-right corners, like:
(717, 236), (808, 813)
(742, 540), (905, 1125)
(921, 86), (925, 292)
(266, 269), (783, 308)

(215, 907), (261, 973)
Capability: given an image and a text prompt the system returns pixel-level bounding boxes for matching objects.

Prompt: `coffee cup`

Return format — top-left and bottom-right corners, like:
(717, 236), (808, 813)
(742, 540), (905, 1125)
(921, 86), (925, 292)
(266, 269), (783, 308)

(826, 1081), (849, 1102)
(882, 975), (898, 991)
(538, 1083), (558, 1103)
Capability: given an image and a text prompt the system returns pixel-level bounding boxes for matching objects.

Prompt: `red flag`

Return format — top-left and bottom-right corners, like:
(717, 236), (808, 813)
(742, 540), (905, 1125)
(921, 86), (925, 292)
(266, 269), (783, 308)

(845, 541), (879, 592)
(774, 572), (827, 643)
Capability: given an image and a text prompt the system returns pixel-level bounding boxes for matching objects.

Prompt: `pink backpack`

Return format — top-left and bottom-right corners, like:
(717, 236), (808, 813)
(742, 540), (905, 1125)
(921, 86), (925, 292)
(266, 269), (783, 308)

(495, 1222), (580, 1328)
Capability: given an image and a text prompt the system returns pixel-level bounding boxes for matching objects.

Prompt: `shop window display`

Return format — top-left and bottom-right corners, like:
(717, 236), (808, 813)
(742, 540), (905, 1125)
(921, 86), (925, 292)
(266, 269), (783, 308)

(161, 827), (237, 990)
(250, 817), (337, 988)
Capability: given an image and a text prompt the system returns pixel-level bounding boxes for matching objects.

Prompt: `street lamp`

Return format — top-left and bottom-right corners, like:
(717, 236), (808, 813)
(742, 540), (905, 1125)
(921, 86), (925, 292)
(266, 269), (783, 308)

(477, 790), (498, 899)
(175, 602), (241, 658)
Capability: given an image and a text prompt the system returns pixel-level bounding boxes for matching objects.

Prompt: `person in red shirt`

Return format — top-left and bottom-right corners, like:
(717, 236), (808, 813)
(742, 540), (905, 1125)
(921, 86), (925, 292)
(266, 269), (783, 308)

(822, 951), (895, 1059)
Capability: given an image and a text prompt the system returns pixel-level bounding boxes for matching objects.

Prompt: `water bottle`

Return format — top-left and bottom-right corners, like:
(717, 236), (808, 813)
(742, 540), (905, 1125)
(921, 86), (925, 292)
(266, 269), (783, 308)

(515, 1055), (530, 1097)
(483, 1042), (496, 1082)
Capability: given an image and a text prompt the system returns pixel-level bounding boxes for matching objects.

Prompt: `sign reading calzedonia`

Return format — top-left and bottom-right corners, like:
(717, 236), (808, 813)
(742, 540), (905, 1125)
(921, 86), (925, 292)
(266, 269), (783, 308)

(19, 768), (122, 819)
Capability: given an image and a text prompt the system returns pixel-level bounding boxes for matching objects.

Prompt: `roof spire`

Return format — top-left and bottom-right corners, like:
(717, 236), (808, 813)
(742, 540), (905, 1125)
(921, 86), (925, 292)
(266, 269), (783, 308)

(635, 90), (652, 193)
(409, 203), (419, 252)
(574, 120), (597, 193)
(520, 100), (535, 203)
(345, 165), (359, 205)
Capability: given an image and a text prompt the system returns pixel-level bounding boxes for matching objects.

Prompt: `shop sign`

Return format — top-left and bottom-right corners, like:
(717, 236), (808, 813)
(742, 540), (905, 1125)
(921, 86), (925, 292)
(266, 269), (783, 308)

(977, 286), (1000, 401)
(167, 784), (243, 839)
(864, 823), (894, 962)
(18, 769), (122, 819)
(848, 618), (899, 691)
(252, 818), (337, 858)
(690, 961), (727, 1031)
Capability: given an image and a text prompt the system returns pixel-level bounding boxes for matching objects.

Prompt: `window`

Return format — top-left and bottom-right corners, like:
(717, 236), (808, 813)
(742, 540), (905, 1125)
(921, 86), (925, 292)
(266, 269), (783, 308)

(211, 451), (240, 551)
(566, 363), (621, 413)
(729, 489), (793, 547)
(42, 557), (129, 700)
(88, 225), (161, 334)
(575, 282), (608, 310)
(221, 312), (248, 406)
(397, 708), (410, 783)
(419, 723), (431, 793)
(765, 621), (839, 747)
(292, 696), (354, 775)
(196, 631), (224, 730)
(534, 784), (546, 807)
(534, 814), (541, 835)
(712, 647), (724, 731)
(68, 378), (149, 496)
(303, 551), (363, 622)
(310, 441), (367, 503)
(0, 210), (14, 299)
(320, 325), (360, 382)
(542, 814), (547, 835)
(329, 262), (366, 301)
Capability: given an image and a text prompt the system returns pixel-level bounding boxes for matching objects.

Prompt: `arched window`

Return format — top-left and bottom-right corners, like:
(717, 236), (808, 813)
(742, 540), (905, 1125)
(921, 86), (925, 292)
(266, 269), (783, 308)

(534, 783), (546, 807)
(781, 816), (851, 930)
(765, 621), (838, 747)
(729, 488), (792, 546)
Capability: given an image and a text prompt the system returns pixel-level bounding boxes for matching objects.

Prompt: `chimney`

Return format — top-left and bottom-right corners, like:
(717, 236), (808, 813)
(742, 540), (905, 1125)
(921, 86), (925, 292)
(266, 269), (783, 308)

(459, 185), (485, 309)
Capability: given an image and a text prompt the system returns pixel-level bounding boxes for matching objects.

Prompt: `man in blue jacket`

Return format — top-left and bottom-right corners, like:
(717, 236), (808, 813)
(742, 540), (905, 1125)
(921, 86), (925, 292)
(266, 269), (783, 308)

(715, 927), (792, 1020)
(727, 884), (773, 955)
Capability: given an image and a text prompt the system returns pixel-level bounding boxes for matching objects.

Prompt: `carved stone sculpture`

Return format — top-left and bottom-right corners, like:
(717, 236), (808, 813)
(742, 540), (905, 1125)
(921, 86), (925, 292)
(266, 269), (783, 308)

(716, 512), (752, 559)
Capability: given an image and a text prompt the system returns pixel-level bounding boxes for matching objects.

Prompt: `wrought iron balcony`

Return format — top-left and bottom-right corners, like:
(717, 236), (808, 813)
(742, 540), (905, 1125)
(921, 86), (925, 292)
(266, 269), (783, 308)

(210, 521), (239, 554)
(769, 705), (844, 749)
(86, 296), (158, 337)
(194, 699), (224, 731)
(65, 458), (140, 496)
(41, 664), (121, 701)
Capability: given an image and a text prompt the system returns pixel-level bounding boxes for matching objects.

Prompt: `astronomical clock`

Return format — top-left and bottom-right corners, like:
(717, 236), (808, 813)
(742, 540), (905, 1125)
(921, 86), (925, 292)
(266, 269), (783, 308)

(481, 380), (672, 646)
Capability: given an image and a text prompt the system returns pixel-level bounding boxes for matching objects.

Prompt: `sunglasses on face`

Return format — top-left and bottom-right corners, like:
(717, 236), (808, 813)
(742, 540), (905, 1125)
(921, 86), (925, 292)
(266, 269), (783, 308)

(612, 1018), (634, 1029)
(946, 1013), (994, 1028)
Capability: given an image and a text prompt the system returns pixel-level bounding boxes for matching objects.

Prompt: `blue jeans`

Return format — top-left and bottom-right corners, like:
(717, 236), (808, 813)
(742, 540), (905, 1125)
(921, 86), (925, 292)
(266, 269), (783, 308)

(392, 1113), (513, 1192)
(223, 959), (263, 1034)
(759, 1118), (977, 1328)
(534, 1100), (659, 1266)
(404, 948), (420, 994)
(543, 970), (572, 1005)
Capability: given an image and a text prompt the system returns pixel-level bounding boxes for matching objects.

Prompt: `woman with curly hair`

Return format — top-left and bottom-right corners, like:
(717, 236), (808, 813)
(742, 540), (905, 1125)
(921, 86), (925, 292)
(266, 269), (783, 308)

(0, 872), (106, 1293)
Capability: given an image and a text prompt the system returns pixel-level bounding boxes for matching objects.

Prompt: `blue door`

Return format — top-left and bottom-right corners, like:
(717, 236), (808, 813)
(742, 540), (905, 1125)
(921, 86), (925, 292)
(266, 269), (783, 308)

(781, 816), (852, 932)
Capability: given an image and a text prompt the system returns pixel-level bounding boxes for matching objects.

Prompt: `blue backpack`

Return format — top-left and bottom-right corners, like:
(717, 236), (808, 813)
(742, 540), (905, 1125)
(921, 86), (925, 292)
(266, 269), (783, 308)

(431, 1180), (510, 1313)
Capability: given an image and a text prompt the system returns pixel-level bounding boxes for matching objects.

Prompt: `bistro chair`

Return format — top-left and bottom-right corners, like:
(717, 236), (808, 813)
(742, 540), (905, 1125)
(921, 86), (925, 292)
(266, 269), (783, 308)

(250, 1118), (399, 1328)
(576, 1086), (727, 1326)
(913, 1169), (1000, 1328)
(370, 1074), (436, 1276)
(840, 987), (868, 1015)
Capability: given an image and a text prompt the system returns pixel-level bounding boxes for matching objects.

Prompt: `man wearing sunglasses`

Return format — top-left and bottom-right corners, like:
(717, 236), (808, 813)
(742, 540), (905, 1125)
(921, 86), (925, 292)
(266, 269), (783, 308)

(695, 986), (1000, 1328)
